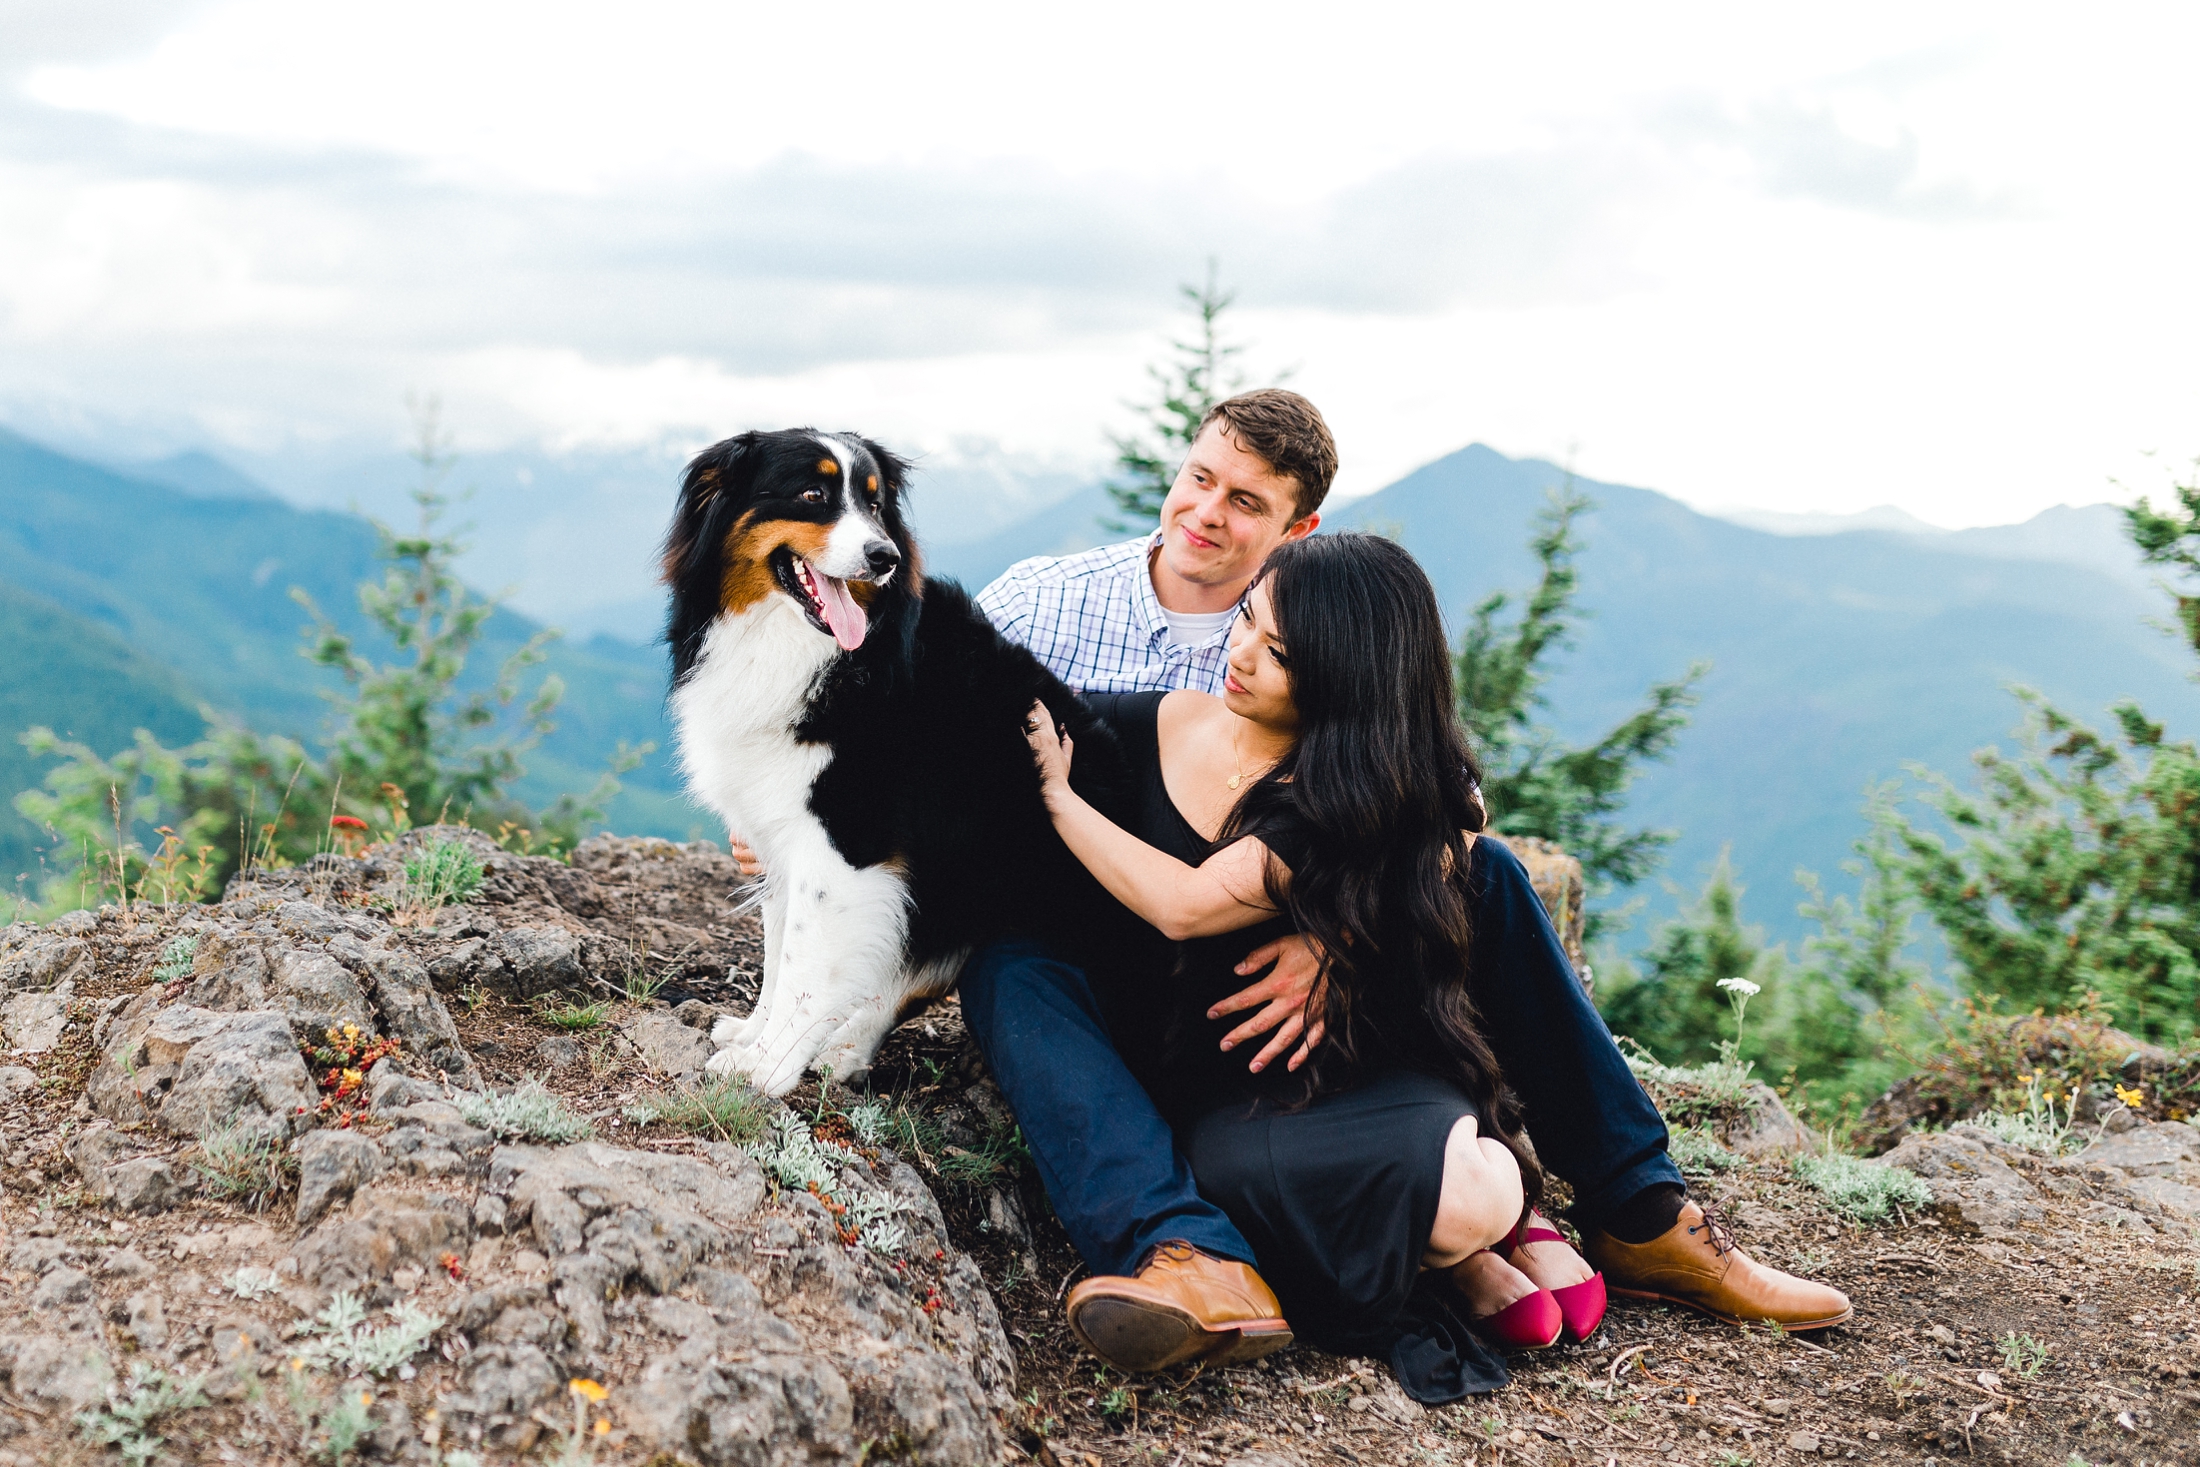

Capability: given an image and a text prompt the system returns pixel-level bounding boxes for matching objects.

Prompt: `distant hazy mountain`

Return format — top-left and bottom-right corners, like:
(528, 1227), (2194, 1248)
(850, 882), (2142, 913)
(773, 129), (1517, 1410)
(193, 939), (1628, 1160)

(0, 579), (207, 886)
(214, 437), (1099, 645)
(1325, 448), (2200, 943)
(114, 450), (279, 503)
(14, 424), (2194, 950)
(0, 430), (697, 879)
(922, 448), (2200, 944)
(1713, 504), (1948, 537)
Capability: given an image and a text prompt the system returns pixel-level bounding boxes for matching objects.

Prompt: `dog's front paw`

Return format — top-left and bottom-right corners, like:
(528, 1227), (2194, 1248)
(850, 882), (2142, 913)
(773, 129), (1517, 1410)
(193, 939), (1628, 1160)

(704, 1045), (744, 1077)
(709, 1015), (746, 1047)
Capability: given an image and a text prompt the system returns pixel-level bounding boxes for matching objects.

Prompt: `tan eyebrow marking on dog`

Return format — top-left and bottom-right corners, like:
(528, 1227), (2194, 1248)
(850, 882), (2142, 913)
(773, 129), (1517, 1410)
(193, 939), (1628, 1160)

(817, 459), (838, 475)
(867, 474), (878, 491)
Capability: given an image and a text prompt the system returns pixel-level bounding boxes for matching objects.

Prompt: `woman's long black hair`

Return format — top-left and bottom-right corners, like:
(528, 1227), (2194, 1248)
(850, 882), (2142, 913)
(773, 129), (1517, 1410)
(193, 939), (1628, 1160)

(1219, 533), (1541, 1206)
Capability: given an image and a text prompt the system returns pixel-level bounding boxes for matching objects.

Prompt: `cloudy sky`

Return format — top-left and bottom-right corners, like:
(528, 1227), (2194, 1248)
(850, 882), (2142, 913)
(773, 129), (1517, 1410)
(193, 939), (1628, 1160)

(3, 1), (2196, 523)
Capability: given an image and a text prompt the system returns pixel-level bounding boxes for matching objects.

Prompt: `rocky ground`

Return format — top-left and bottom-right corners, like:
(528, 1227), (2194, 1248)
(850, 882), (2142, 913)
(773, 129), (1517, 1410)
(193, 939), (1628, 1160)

(0, 829), (2192, 1466)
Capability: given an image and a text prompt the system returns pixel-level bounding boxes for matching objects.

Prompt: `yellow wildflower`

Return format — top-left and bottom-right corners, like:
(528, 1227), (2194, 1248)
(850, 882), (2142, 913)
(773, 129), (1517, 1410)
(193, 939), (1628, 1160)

(594, 1418), (612, 1437)
(569, 1378), (609, 1403)
(2115, 1083), (2146, 1108)
(359, 1391), (373, 1408)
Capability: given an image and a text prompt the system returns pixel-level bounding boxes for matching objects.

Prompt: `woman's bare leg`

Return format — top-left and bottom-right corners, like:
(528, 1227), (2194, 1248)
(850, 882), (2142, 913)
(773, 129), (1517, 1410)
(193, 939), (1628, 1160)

(1421, 1115), (1544, 1318)
(1424, 1114), (1524, 1267)
(1508, 1211), (1595, 1290)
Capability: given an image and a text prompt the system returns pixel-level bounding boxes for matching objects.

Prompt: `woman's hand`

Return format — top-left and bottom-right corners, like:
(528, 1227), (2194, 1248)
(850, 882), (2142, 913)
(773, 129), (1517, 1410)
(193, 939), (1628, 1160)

(1023, 699), (1074, 806)
(1209, 932), (1330, 1073)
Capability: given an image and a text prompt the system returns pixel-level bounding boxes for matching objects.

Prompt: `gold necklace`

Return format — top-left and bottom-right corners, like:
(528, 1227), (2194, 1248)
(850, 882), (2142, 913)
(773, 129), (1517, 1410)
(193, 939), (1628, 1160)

(1227, 721), (1248, 791)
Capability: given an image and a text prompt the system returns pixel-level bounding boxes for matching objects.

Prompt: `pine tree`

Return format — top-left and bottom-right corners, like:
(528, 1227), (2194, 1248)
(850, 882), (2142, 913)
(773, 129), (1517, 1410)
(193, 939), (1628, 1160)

(1455, 485), (1706, 917)
(1103, 262), (1250, 532)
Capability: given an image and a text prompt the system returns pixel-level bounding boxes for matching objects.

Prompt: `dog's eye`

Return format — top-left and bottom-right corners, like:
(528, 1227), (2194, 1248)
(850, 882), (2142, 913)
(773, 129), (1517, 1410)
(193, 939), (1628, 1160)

(801, 487), (827, 504)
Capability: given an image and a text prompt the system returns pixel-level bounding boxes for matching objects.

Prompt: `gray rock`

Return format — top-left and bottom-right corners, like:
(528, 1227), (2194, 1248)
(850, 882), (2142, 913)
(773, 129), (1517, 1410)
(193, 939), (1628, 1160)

(116, 1006), (319, 1140)
(493, 926), (587, 1000)
(295, 1128), (389, 1225)
(106, 1157), (188, 1214)
(846, 1349), (1003, 1466)
(349, 942), (479, 1082)
(290, 1184), (471, 1290)
(123, 1290), (167, 1353)
(268, 947), (376, 1041)
(1881, 1129), (2045, 1232)
(0, 934), (90, 994)
(6, 1335), (111, 1412)
(624, 1012), (711, 1079)
(366, 1061), (446, 1111)
(630, 1339), (857, 1467)
(30, 1266), (92, 1310)
(0, 1064), (40, 1097)
(383, 1124), (467, 1177)
(535, 1035), (584, 1069)
(1723, 1081), (1815, 1157)
(0, 988), (72, 1053)
(183, 928), (272, 1010)
(446, 1342), (565, 1442)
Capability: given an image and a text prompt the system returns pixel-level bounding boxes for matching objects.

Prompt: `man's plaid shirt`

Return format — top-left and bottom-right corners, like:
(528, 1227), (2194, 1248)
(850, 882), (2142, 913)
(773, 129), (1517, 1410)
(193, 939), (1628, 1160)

(975, 531), (1232, 695)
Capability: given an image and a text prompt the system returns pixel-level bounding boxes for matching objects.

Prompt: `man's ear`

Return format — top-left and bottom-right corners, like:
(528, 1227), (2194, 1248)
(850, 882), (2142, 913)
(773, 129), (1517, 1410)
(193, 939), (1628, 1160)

(1282, 510), (1321, 543)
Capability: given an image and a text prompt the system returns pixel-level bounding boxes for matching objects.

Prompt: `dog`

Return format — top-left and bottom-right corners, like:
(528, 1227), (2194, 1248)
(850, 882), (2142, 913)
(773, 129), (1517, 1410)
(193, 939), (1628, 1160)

(662, 427), (1140, 1095)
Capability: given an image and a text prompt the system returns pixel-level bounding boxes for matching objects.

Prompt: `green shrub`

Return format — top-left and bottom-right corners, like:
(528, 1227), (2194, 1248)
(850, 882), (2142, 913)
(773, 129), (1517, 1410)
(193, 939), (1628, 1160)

(454, 1078), (593, 1143)
(77, 1363), (209, 1467)
(624, 1075), (770, 1143)
(190, 1119), (298, 1210)
(1793, 1153), (1932, 1225)
(152, 933), (198, 983)
(537, 997), (611, 1032)
(297, 1292), (443, 1377)
(1667, 1126), (1742, 1178)
(402, 840), (483, 908)
(14, 404), (644, 908)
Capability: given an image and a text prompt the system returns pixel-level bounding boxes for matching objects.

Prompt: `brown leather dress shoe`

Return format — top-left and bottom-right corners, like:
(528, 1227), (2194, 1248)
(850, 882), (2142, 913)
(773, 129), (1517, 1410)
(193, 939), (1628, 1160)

(1066, 1241), (1293, 1373)
(1581, 1202), (1853, 1331)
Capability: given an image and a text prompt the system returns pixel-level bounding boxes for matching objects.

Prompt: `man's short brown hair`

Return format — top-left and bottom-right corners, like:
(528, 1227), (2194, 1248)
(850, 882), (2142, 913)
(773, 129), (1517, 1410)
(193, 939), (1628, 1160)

(1199, 388), (1338, 522)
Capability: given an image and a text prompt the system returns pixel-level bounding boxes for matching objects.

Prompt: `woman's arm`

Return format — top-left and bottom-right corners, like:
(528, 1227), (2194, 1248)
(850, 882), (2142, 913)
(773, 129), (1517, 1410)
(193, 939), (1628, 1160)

(1024, 701), (1281, 941)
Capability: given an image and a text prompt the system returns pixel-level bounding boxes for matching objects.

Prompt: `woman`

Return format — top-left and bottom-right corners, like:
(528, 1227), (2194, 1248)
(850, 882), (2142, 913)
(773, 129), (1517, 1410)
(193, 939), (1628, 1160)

(1023, 533), (1604, 1398)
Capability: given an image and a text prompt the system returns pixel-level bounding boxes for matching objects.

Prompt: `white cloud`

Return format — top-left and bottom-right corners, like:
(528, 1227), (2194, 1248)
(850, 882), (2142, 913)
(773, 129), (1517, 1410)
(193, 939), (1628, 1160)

(0, 1), (2196, 527)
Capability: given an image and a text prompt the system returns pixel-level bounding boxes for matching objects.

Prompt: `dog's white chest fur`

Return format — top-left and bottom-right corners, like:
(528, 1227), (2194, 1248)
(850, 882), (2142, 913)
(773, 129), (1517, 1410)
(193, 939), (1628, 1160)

(673, 599), (932, 1094)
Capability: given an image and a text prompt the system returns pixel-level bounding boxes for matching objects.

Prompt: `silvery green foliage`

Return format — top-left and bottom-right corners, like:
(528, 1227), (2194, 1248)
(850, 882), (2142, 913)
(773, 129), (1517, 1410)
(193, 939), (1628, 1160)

(152, 934), (198, 983)
(298, 1292), (444, 1377)
(1793, 1153), (1933, 1225)
(222, 1266), (283, 1301)
(746, 1110), (915, 1257)
(77, 1364), (209, 1467)
(455, 1078), (594, 1143)
(1665, 1126), (1741, 1178)
(845, 1102), (892, 1147)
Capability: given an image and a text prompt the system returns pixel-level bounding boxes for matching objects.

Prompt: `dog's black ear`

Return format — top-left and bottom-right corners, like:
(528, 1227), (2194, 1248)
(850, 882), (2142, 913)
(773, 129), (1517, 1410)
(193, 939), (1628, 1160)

(663, 432), (758, 585)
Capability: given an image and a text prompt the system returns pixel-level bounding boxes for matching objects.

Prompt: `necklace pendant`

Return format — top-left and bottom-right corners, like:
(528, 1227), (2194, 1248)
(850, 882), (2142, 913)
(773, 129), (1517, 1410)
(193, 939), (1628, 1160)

(1227, 773), (1242, 790)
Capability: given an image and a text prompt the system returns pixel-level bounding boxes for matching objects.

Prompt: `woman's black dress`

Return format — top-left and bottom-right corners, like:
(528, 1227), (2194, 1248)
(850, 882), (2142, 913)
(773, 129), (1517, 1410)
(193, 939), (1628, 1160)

(1085, 692), (1511, 1402)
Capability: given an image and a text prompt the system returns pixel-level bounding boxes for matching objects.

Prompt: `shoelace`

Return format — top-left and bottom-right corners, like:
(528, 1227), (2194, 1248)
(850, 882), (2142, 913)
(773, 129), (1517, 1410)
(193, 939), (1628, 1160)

(1688, 1203), (1739, 1257)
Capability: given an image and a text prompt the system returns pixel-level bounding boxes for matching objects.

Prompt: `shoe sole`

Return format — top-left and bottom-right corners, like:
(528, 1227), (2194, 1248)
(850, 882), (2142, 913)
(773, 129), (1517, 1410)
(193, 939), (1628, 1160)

(1608, 1285), (1853, 1333)
(1068, 1296), (1293, 1374)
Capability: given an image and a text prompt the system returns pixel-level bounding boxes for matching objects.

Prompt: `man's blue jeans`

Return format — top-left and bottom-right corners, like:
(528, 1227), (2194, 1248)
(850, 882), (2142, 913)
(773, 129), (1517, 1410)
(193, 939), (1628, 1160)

(958, 838), (1681, 1277)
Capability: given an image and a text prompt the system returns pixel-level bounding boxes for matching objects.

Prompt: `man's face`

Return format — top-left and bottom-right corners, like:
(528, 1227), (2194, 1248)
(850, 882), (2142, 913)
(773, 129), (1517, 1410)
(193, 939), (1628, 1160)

(1155, 421), (1317, 589)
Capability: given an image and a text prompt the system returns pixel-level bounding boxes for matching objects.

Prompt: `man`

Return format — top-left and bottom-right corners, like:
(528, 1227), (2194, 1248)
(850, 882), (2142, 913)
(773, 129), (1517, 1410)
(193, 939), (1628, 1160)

(963, 388), (1850, 1370)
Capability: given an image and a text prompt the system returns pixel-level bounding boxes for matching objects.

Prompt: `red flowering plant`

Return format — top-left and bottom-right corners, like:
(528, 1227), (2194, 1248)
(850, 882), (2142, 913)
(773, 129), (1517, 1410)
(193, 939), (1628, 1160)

(329, 813), (371, 857)
(299, 1021), (403, 1127)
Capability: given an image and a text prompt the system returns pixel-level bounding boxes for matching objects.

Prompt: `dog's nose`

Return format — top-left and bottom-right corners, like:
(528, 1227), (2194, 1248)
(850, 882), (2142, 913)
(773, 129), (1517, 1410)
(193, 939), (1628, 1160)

(864, 542), (901, 578)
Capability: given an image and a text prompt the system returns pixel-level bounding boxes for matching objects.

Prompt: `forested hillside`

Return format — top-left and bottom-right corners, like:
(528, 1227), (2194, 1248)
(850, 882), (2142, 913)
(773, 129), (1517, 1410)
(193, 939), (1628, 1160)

(0, 430), (693, 882)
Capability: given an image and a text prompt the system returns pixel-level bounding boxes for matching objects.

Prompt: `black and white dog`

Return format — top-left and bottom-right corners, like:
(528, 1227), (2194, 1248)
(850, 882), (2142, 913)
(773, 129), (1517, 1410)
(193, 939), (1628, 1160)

(662, 428), (1138, 1094)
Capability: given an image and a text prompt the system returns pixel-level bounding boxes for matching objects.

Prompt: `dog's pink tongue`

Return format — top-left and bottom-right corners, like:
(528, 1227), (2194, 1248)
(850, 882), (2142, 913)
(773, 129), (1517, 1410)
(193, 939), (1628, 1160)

(813, 571), (868, 650)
